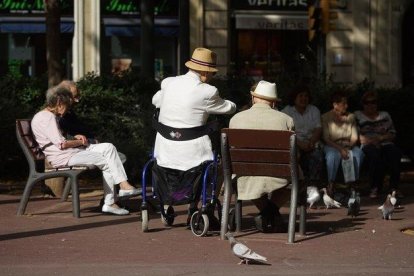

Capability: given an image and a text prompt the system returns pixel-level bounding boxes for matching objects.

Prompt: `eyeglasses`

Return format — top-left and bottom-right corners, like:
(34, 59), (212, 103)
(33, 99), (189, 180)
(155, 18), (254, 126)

(364, 100), (377, 105)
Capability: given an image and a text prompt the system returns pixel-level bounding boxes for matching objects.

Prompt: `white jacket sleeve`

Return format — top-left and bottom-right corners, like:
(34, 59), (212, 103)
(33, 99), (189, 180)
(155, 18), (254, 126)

(152, 90), (163, 108)
(205, 88), (236, 114)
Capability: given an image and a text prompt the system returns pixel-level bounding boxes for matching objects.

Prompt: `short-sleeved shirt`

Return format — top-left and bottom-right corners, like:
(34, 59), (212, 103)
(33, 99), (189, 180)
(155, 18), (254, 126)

(321, 110), (358, 147)
(282, 104), (321, 142)
(31, 110), (82, 167)
(354, 110), (396, 146)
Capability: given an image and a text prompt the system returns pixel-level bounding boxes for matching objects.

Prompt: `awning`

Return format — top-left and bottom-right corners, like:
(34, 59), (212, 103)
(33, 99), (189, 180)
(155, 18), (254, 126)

(103, 17), (179, 37)
(0, 17), (74, 33)
(235, 13), (307, 30)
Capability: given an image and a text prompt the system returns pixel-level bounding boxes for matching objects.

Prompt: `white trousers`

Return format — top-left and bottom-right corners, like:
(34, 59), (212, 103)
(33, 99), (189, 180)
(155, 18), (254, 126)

(68, 143), (127, 205)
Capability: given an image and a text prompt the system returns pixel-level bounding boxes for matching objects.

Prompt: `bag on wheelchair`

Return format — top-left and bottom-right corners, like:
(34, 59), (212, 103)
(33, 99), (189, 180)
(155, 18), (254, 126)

(152, 161), (204, 206)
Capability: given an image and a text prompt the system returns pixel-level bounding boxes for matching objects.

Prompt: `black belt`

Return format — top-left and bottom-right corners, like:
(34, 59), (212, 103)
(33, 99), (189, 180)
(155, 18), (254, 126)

(153, 117), (219, 141)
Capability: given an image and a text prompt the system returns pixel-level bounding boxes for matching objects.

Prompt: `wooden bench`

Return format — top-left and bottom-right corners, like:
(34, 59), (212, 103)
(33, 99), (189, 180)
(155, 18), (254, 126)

(16, 119), (94, 218)
(219, 128), (306, 243)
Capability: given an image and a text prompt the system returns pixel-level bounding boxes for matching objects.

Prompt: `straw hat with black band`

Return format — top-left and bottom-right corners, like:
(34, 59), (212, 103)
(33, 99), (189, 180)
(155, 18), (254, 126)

(185, 47), (218, 73)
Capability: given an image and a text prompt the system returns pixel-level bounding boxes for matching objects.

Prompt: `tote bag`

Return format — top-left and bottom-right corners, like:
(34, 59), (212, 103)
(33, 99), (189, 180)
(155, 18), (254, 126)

(342, 150), (356, 183)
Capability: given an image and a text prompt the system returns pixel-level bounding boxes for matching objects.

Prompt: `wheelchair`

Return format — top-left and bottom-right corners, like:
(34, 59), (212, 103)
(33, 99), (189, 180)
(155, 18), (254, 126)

(140, 118), (223, 237)
(140, 153), (222, 237)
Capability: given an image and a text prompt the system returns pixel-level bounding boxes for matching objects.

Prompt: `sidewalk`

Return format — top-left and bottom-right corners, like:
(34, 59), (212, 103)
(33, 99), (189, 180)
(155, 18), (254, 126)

(0, 180), (414, 275)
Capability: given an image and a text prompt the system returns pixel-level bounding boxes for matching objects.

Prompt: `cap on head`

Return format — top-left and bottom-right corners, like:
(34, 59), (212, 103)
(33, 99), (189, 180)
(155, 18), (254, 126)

(250, 80), (278, 101)
(185, 47), (218, 73)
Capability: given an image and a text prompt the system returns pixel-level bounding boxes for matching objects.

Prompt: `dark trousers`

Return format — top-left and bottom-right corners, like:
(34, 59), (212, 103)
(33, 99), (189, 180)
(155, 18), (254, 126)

(362, 143), (402, 191)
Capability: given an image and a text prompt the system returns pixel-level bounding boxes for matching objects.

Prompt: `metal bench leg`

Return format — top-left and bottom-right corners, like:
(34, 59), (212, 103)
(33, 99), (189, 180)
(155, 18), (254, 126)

(235, 199), (242, 233)
(69, 176), (80, 218)
(17, 176), (37, 216)
(288, 183), (298, 244)
(61, 178), (71, 202)
(299, 204), (306, 236)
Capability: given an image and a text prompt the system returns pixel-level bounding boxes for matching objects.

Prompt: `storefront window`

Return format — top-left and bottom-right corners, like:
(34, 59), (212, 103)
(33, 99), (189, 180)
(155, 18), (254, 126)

(106, 35), (177, 78)
(235, 29), (309, 82)
(101, 0), (179, 78)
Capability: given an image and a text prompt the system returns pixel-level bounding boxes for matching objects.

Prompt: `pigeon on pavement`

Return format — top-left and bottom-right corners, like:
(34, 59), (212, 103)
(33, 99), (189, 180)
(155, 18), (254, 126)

(321, 188), (341, 209)
(225, 232), (268, 265)
(347, 188), (361, 218)
(307, 186), (321, 209)
(378, 194), (395, 220)
(390, 190), (397, 206)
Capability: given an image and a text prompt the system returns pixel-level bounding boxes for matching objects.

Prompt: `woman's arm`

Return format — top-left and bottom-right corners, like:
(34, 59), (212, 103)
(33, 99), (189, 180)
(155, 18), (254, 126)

(61, 135), (88, 149)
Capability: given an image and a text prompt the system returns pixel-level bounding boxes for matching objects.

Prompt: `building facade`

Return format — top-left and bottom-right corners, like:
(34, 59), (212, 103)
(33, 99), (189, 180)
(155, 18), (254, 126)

(191, 0), (414, 87)
(0, 0), (413, 87)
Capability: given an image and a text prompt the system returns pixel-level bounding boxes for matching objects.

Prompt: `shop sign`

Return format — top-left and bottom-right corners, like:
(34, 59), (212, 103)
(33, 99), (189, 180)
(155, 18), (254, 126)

(236, 14), (307, 30)
(0, 0), (73, 15)
(231, 0), (308, 11)
(102, 0), (178, 17)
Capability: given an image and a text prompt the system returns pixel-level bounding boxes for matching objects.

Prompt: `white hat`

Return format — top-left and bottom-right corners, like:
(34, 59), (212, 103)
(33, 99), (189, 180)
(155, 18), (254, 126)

(250, 80), (278, 101)
(185, 47), (218, 73)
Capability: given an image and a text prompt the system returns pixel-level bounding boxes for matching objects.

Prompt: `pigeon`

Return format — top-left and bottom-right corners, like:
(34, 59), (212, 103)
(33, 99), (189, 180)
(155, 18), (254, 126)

(307, 186), (321, 209)
(225, 232), (268, 265)
(390, 190), (398, 206)
(378, 194), (395, 220)
(347, 189), (361, 218)
(320, 188), (341, 209)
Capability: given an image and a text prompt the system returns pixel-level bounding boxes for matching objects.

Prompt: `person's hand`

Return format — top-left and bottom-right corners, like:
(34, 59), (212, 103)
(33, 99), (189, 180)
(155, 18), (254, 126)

(340, 148), (349, 159)
(74, 134), (88, 146)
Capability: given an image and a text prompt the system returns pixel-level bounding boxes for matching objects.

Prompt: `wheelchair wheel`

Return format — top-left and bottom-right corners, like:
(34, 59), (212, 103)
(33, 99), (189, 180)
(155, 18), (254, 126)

(141, 209), (149, 232)
(161, 206), (175, 226)
(190, 211), (209, 237)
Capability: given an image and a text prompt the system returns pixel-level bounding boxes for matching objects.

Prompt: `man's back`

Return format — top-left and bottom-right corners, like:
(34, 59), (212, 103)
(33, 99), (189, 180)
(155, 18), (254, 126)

(152, 71), (236, 171)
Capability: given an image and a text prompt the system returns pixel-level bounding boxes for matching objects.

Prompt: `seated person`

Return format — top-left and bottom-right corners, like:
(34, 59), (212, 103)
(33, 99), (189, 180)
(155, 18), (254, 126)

(282, 85), (323, 185)
(31, 87), (139, 215)
(355, 91), (402, 198)
(321, 90), (364, 195)
(50, 80), (126, 163)
(229, 80), (294, 233)
(152, 47), (236, 215)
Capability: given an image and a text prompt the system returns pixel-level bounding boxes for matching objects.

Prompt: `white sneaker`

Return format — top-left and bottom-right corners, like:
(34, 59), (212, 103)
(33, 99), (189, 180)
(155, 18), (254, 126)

(102, 204), (129, 215)
(119, 188), (142, 197)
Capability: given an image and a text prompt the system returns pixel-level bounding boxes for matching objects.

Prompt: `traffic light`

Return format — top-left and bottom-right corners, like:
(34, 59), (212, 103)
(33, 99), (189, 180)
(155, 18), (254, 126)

(308, 0), (321, 42)
(320, 0), (338, 34)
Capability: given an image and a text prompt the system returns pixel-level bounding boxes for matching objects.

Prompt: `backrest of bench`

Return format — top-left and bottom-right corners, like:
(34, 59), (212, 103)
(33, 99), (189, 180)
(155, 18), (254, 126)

(16, 119), (45, 172)
(221, 128), (296, 179)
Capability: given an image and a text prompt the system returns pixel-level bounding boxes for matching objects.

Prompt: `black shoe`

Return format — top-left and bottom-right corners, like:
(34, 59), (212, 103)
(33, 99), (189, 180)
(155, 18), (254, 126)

(254, 200), (284, 233)
(254, 214), (265, 232)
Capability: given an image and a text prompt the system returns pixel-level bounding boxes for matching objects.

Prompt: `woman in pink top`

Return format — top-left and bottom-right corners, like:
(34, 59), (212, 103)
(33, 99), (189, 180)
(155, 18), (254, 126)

(31, 87), (139, 215)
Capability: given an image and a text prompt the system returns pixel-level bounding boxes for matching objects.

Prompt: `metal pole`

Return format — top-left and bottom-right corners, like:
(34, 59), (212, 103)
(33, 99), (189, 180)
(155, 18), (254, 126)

(73, 0), (84, 81)
(179, 0), (190, 74)
(140, 0), (154, 79)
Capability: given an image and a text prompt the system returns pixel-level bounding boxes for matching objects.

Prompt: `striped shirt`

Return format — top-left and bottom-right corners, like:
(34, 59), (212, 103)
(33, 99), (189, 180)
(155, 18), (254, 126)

(354, 110), (396, 145)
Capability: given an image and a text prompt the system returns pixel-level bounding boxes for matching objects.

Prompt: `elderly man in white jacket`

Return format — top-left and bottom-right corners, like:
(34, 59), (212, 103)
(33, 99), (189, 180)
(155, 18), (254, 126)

(152, 47), (236, 171)
(152, 47), (236, 223)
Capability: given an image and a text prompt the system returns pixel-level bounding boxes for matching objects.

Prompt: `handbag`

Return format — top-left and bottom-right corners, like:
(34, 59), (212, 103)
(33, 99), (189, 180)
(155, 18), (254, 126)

(342, 150), (356, 183)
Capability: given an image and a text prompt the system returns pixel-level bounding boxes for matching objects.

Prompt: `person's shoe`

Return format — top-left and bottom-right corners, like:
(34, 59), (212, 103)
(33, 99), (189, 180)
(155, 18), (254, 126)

(102, 204), (129, 215)
(119, 188), (142, 197)
(327, 182), (335, 197)
(254, 214), (265, 232)
(254, 201), (281, 233)
(369, 188), (378, 199)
